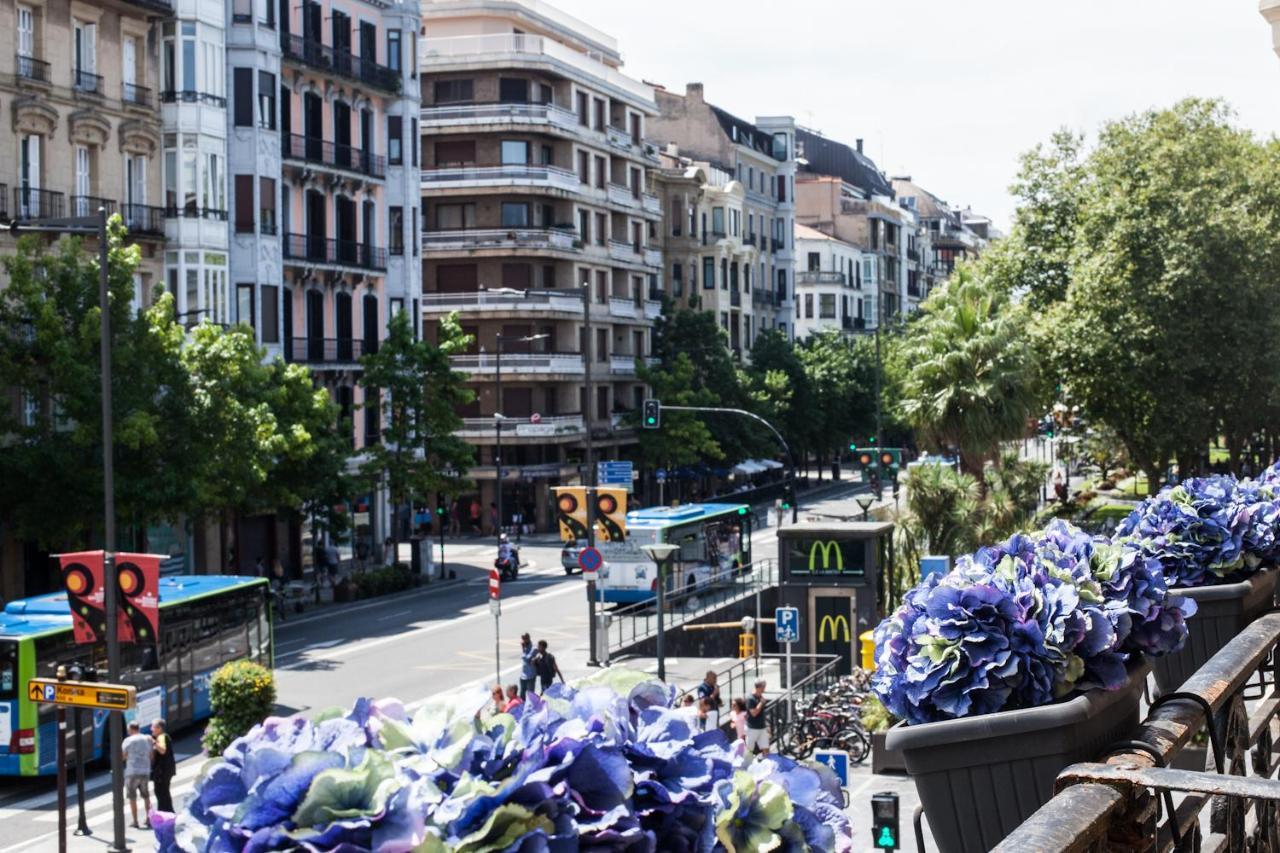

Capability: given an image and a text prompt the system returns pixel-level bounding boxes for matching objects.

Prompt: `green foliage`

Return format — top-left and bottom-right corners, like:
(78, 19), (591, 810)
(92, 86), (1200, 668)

(359, 311), (475, 551)
(355, 563), (415, 598)
(743, 329), (812, 459)
(859, 694), (897, 734)
(632, 353), (723, 468)
(888, 264), (1042, 479)
(795, 330), (877, 465)
(202, 659), (276, 756)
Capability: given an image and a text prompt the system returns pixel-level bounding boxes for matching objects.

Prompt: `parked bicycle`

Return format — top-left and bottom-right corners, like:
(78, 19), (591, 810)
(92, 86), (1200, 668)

(776, 670), (874, 763)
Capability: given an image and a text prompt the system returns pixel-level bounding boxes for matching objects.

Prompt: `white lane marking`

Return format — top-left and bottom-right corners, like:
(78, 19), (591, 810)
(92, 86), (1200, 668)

(0, 754), (204, 819)
(276, 637), (344, 660)
(376, 610), (412, 622)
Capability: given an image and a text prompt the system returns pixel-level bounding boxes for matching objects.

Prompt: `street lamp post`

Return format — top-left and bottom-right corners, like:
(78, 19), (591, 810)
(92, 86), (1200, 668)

(855, 493), (874, 521)
(494, 331), (548, 556)
(582, 282), (602, 666)
(641, 543), (679, 682)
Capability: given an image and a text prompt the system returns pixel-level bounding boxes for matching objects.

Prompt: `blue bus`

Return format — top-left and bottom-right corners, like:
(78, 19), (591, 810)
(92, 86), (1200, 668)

(0, 575), (272, 776)
(597, 503), (752, 603)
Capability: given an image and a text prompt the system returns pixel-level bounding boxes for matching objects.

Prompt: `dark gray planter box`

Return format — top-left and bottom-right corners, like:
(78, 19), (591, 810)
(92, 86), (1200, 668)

(1151, 566), (1279, 697)
(871, 730), (906, 775)
(885, 660), (1149, 853)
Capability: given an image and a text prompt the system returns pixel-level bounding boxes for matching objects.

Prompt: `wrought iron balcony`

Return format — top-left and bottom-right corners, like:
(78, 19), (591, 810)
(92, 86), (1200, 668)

(121, 203), (165, 236)
(15, 55), (49, 83)
(13, 187), (64, 219)
(797, 271), (847, 285)
(163, 204), (227, 221)
(122, 82), (151, 107)
(160, 90), (228, 108)
(72, 68), (102, 95)
(71, 196), (117, 218)
(279, 33), (399, 94)
(282, 232), (387, 271)
(284, 337), (366, 365)
(281, 133), (386, 179)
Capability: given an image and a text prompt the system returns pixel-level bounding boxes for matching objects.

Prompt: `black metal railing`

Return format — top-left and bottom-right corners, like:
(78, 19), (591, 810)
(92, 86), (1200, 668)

(280, 133), (386, 179)
(160, 89), (228, 108)
(279, 33), (399, 94)
(163, 205), (227, 221)
(284, 337), (366, 365)
(282, 232), (387, 271)
(15, 54), (49, 83)
(71, 196), (117, 218)
(260, 220), (278, 236)
(122, 82), (151, 107)
(72, 68), (102, 95)
(121, 203), (165, 235)
(14, 187), (64, 219)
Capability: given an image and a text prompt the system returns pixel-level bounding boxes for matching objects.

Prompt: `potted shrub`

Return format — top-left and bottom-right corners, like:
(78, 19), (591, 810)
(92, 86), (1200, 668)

(876, 521), (1193, 853)
(153, 671), (855, 852)
(1117, 475), (1280, 695)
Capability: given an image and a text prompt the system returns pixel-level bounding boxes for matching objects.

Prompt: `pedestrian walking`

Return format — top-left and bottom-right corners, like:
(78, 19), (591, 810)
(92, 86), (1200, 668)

(744, 680), (770, 759)
(503, 685), (523, 713)
(696, 670), (723, 731)
(449, 499), (462, 536)
(534, 640), (564, 693)
(122, 721), (152, 827)
(519, 634), (537, 699)
(469, 499), (481, 534)
(150, 718), (176, 813)
(774, 499), (784, 529)
(730, 697), (748, 742)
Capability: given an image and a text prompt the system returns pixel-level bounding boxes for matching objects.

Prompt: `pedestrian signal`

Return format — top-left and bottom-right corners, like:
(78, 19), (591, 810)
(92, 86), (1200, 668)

(871, 792), (899, 850)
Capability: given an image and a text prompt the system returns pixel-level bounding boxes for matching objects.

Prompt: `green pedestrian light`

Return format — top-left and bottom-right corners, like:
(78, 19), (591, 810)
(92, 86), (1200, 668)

(876, 826), (896, 849)
(871, 792), (899, 851)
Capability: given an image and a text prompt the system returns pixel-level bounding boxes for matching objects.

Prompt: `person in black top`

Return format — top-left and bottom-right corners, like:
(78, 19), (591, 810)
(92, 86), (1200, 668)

(695, 670), (723, 730)
(744, 679), (770, 758)
(150, 718), (177, 812)
(534, 640), (565, 694)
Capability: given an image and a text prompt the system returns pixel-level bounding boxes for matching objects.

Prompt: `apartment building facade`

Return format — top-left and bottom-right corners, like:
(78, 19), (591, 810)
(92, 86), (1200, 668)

(892, 176), (987, 302)
(647, 83), (797, 353)
(794, 223), (870, 338)
(418, 0), (661, 528)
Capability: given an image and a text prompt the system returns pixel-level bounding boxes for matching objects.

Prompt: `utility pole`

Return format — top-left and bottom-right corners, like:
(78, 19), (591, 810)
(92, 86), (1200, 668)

(873, 300), (884, 501)
(583, 284), (601, 666)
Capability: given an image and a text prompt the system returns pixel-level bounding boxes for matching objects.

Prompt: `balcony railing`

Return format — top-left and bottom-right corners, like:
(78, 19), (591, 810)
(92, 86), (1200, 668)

(643, 299), (662, 320)
(284, 337), (366, 365)
(797, 271), (847, 285)
(421, 164), (577, 191)
(163, 205), (227, 221)
(72, 68), (102, 95)
(642, 193), (661, 215)
(122, 82), (151, 107)
(457, 414), (585, 437)
(606, 183), (640, 208)
(608, 297), (638, 319)
(450, 352), (585, 375)
(15, 54), (49, 83)
(71, 196), (117, 218)
(282, 233), (387, 270)
(643, 247), (662, 268)
(14, 187), (64, 219)
(280, 33), (399, 94)
(609, 354), (638, 375)
(422, 227), (579, 253)
(608, 239), (639, 261)
(281, 133), (386, 179)
(160, 90), (228, 107)
(420, 102), (578, 130)
(121, 203), (165, 236)
(421, 288), (584, 314)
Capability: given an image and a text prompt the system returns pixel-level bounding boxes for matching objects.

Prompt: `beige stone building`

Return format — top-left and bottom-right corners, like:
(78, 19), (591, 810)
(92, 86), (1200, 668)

(0, 0), (166, 302)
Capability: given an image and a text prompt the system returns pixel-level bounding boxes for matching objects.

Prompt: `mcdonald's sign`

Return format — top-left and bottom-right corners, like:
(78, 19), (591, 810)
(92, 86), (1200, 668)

(818, 614), (851, 643)
(808, 540), (844, 573)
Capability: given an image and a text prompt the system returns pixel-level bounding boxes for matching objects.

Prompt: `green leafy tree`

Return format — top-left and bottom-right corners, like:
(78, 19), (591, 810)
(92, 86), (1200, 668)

(796, 330), (877, 475)
(744, 329), (812, 468)
(358, 311), (474, 562)
(888, 263), (1041, 481)
(632, 353), (723, 469)
(0, 223), (198, 557)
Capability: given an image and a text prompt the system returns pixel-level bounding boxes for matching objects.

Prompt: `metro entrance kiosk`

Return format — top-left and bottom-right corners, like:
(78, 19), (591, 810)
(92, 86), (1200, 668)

(773, 522), (894, 676)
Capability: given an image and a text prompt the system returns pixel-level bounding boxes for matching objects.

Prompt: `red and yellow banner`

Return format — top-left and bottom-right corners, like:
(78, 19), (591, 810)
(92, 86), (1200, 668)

(58, 551), (161, 644)
(115, 553), (161, 644)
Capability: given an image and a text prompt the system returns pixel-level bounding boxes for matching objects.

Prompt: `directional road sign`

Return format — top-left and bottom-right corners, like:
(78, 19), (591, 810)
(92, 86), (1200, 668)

(814, 749), (849, 787)
(655, 468), (666, 482)
(775, 606), (800, 644)
(578, 546), (603, 580)
(27, 678), (135, 711)
(597, 461), (633, 486)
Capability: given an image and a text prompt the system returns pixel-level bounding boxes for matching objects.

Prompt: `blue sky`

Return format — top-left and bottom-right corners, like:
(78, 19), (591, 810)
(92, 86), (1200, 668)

(551, 1), (1280, 229)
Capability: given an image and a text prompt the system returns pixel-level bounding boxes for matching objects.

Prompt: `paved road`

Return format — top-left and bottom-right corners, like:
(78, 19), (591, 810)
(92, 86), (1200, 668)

(0, 479), (913, 851)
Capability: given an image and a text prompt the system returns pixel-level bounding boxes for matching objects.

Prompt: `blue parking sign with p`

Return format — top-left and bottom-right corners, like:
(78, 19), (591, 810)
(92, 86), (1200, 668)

(43, 685), (55, 702)
(814, 749), (849, 787)
(775, 607), (799, 643)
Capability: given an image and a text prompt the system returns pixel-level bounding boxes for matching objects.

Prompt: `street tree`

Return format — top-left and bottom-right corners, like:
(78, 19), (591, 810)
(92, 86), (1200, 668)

(359, 311), (474, 563)
(795, 330), (876, 476)
(0, 224), (198, 557)
(744, 329), (813, 470)
(888, 262), (1041, 481)
(633, 352), (723, 471)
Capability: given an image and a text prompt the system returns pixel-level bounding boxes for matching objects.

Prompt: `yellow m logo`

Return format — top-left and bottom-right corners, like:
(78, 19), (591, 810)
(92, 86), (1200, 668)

(808, 540), (843, 572)
(819, 614), (850, 643)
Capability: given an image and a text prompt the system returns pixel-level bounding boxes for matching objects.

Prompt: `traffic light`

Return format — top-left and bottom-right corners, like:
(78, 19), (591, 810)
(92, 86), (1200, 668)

(871, 792), (899, 850)
(642, 399), (661, 429)
(849, 439), (858, 452)
(879, 449), (901, 469)
(781, 483), (796, 510)
(869, 435), (877, 446)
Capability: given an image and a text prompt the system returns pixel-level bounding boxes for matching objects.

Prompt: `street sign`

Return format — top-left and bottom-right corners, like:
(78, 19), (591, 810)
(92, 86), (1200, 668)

(814, 749), (849, 787)
(530, 412), (542, 424)
(775, 606), (800, 644)
(27, 678), (135, 711)
(488, 567), (500, 601)
(597, 460), (633, 487)
(654, 468), (666, 482)
(578, 546), (603, 579)
(489, 598), (500, 616)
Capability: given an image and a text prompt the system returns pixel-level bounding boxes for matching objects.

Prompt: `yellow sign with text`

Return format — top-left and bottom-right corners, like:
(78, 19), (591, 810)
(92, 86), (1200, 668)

(27, 679), (136, 711)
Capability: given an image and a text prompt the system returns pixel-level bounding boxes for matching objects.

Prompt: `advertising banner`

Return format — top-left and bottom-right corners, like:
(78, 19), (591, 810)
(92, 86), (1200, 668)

(58, 551), (108, 645)
(115, 552), (162, 644)
(553, 487), (589, 543)
(593, 487), (628, 542)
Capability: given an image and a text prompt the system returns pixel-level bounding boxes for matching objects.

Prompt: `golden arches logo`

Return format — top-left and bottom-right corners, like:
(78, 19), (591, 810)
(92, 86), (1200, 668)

(808, 540), (844, 572)
(818, 614), (850, 643)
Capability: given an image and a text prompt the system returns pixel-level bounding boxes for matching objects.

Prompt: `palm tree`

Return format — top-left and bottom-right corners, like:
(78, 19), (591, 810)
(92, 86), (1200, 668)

(890, 263), (1041, 481)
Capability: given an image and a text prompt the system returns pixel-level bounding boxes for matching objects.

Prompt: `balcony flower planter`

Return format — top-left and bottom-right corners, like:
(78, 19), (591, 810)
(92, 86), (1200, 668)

(885, 660), (1149, 853)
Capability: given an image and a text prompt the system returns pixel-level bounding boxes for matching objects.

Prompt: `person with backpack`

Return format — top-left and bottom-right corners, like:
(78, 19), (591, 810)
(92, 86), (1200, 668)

(534, 640), (564, 694)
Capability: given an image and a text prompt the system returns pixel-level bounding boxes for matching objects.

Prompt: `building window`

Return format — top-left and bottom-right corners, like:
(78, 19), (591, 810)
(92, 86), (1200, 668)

(807, 252), (820, 272)
(434, 79), (473, 103)
(501, 202), (529, 228)
(711, 207), (724, 236)
(819, 294), (836, 319)
(233, 67), (253, 126)
(777, 268), (788, 301)
(258, 71), (276, 129)
(501, 140), (529, 165)
(387, 29), (401, 72)
(261, 284), (279, 342)
(237, 283), (255, 329)
(577, 209), (589, 242)
(412, 207), (418, 256)
(259, 177), (276, 234)
(234, 174), (254, 232)
(721, 259), (728, 290)
(594, 156), (606, 189)
(434, 203), (475, 230)
(577, 150), (589, 183)
(703, 257), (714, 290)
(804, 294), (813, 318)
(387, 115), (402, 165)
(411, 118), (418, 168)
(672, 263), (683, 297)
(389, 206), (404, 254)
(499, 77), (529, 103)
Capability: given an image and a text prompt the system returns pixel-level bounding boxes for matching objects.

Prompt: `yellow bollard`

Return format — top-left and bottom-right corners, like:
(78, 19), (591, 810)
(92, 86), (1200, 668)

(860, 630), (876, 672)
(738, 632), (757, 659)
